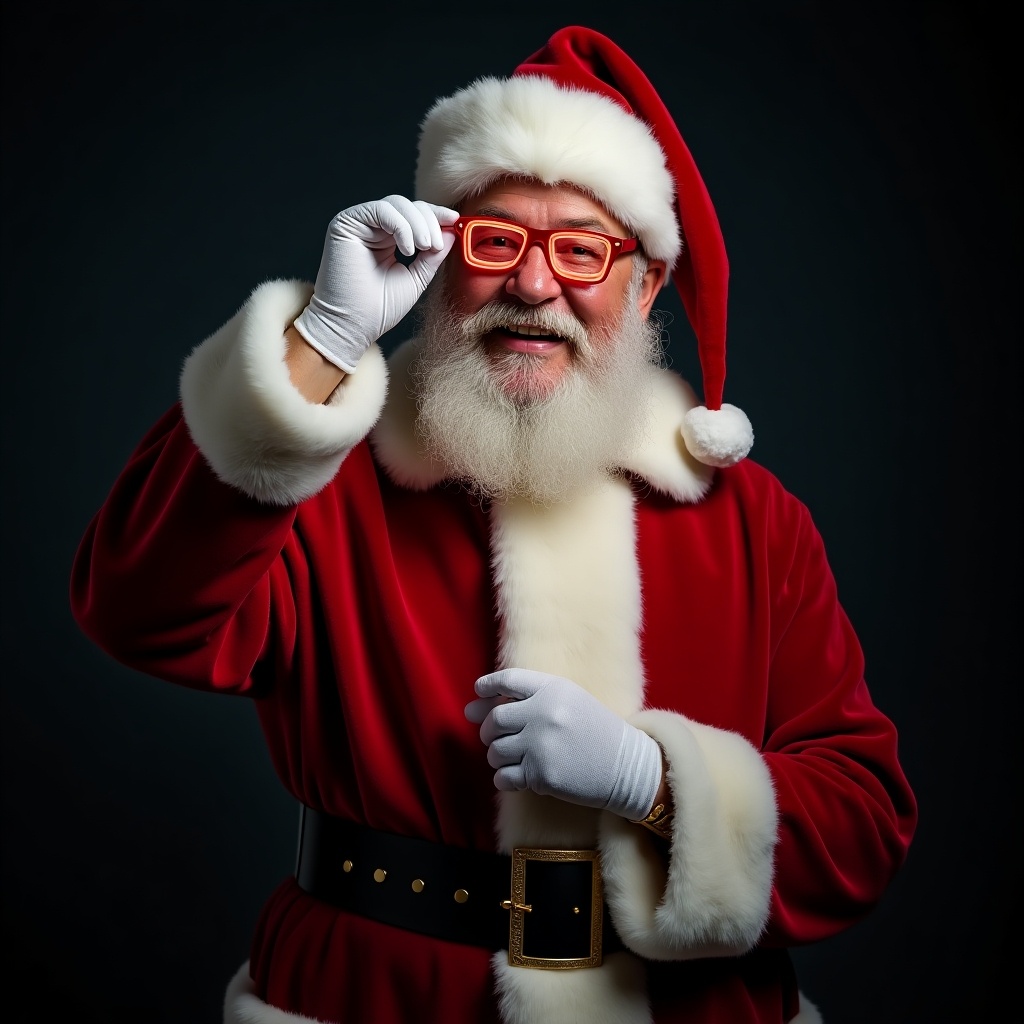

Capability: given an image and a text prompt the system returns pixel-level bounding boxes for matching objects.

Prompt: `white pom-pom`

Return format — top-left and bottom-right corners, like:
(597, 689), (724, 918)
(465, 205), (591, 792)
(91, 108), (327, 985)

(681, 403), (754, 467)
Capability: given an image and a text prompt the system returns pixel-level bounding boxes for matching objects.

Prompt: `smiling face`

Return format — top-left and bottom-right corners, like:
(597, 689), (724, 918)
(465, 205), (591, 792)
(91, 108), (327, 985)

(409, 180), (670, 504)
(445, 179), (666, 402)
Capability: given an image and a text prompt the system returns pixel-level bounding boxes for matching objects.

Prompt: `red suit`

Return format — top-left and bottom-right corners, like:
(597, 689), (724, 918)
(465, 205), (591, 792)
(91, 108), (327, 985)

(71, 280), (916, 1024)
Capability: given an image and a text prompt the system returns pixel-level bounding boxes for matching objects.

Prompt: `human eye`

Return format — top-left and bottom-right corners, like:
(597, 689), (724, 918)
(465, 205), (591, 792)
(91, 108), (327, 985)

(554, 233), (609, 267)
(470, 226), (523, 262)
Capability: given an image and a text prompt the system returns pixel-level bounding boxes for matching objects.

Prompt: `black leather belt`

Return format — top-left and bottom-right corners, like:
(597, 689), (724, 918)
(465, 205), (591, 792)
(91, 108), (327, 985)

(294, 805), (626, 968)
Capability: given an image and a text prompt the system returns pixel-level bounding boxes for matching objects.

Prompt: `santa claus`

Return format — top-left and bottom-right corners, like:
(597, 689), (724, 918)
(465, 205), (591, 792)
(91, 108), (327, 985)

(71, 25), (916, 1024)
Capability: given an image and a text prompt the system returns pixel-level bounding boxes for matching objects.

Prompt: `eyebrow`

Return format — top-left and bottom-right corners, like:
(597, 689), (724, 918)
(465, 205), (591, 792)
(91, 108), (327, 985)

(473, 205), (612, 233)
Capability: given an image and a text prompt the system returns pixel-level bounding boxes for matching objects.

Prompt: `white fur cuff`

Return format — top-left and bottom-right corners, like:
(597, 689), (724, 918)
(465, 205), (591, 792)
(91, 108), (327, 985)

(180, 279), (388, 505)
(599, 709), (778, 960)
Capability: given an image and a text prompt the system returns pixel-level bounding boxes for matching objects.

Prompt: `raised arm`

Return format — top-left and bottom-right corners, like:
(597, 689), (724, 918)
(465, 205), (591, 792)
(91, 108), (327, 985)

(71, 196), (458, 691)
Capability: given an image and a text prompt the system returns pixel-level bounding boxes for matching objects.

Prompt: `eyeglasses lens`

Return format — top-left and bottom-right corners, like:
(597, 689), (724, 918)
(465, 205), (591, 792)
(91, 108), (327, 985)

(551, 233), (613, 282)
(466, 222), (527, 266)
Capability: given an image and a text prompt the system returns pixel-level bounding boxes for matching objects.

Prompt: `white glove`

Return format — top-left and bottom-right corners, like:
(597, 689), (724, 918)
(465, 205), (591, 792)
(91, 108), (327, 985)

(293, 195), (458, 372)
(465, 668), (663, 821)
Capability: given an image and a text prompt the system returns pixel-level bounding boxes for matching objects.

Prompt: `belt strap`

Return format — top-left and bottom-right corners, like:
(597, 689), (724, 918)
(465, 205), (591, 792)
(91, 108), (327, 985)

(294, 805), (625, 965)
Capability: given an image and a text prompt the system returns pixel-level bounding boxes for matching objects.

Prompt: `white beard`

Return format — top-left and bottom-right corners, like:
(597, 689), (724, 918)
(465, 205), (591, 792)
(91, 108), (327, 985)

(409, 271), (664, 505)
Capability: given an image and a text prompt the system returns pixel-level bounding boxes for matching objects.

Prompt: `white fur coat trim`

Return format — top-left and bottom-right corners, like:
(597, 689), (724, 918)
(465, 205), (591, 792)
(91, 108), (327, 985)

(488, 478), (654, 1024)
(223, 961), (324, 1023)
(370, 336), (715, 504)
(490, 480), (644, 719)
(599, 709), (778, 961)
(179, 279), (389, 506)
(223, 958), (825, 1024)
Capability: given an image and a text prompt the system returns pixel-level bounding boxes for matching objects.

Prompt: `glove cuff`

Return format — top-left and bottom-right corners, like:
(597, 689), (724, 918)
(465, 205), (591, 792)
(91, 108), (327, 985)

(606, 726), (663, 821)
(293, 299), (363, 374)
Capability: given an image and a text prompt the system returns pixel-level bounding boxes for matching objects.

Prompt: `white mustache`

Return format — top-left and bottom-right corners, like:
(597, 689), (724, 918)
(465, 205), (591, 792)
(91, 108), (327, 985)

(458, 302), (590, 351)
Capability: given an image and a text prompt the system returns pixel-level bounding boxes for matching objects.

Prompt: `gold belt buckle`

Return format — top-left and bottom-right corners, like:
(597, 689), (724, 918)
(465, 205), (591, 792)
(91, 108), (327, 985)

(500, 847), (603, 970)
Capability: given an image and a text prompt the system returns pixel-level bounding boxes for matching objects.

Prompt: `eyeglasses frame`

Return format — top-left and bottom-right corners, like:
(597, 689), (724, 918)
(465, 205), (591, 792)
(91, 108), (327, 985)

(449, 216), (639, 285)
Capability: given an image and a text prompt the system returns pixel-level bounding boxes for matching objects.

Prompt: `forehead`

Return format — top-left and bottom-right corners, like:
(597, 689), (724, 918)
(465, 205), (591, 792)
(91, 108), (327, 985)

(462, 178), (629, 236)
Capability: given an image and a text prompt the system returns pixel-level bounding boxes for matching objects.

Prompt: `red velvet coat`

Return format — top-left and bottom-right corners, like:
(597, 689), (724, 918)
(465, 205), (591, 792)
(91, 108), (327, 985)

(71, 280), (916, 1024)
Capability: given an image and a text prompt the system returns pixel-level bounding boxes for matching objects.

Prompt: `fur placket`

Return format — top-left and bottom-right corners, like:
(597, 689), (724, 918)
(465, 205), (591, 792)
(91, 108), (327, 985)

(487, 478), (653, 1024)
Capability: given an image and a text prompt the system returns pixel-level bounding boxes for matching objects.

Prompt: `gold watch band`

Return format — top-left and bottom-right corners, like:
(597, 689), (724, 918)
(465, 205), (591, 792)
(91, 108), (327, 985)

(634, 800), (673, 840)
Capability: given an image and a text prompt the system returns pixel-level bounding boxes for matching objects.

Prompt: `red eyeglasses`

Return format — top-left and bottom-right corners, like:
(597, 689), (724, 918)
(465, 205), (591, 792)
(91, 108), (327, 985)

(448, 216), (638, 285)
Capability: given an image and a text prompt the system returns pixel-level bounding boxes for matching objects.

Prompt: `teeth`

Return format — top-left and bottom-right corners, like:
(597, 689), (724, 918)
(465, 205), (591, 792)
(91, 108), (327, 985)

(507, 325), (550, 337)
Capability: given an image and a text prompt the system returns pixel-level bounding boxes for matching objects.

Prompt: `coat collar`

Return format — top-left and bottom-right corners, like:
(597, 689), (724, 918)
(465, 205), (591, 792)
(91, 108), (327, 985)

(369, 336), (715, 504)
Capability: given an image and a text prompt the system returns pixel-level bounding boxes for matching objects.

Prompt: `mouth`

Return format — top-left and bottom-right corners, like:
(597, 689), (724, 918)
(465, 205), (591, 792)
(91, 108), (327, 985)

(506, 324), (560, 339)
(489, 323), (567, 354)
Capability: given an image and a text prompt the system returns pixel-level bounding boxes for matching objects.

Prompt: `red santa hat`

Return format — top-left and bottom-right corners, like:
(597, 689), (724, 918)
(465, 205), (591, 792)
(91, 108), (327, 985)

(415, 24), (753, 467)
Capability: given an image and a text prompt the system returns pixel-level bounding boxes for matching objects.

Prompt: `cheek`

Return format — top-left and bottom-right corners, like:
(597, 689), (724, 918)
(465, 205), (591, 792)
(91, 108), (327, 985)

(448, 264), (508, 315)
(565, 290), (616, 333)
(571, 273), (633, 332)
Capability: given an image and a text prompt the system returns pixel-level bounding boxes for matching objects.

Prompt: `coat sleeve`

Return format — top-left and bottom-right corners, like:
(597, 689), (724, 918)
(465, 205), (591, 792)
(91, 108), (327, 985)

(599, 492), (916, 960)
(757, 501), (917, 945)
(70, 278), (389, 694)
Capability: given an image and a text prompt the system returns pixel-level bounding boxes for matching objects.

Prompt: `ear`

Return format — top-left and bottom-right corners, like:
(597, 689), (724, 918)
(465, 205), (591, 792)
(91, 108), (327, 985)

(637, 260), (668, 319)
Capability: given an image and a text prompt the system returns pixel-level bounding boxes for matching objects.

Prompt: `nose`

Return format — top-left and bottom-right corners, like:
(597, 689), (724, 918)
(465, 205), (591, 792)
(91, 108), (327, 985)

(505, 242), (562, 304)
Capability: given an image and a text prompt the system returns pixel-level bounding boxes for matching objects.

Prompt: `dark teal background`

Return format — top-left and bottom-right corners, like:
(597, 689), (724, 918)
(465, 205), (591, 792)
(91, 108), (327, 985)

(2, 2), (1019, 1021)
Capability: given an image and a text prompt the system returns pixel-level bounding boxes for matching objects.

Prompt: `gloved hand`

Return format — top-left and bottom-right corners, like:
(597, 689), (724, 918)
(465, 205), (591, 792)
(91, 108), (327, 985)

(465, 668), (663, 821)
(293, 195), (459, 373)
